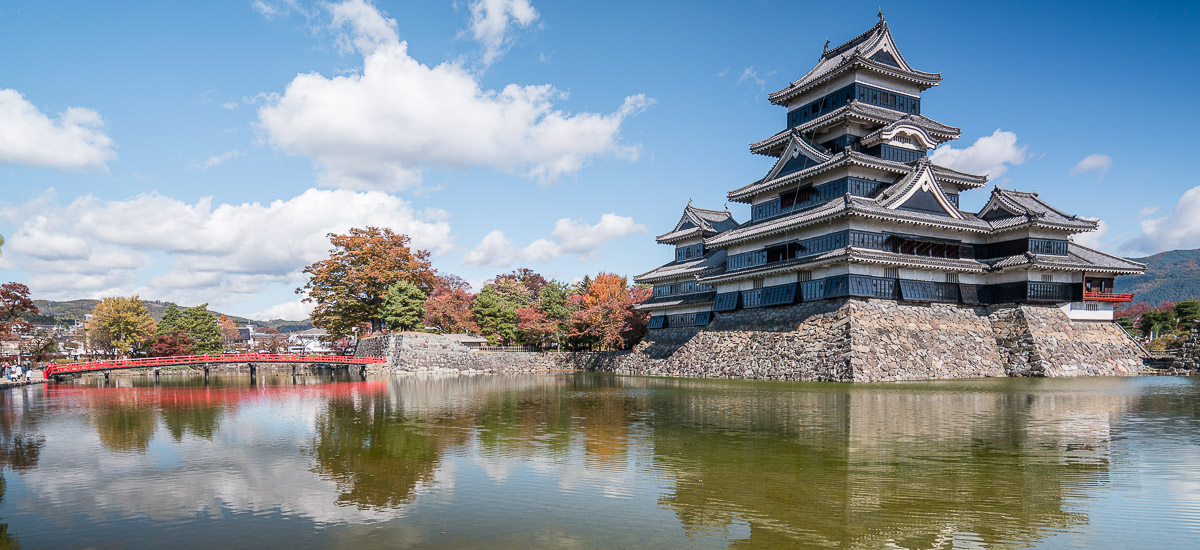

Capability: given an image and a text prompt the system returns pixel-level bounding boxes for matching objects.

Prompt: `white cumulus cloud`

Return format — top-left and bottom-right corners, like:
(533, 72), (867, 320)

(257, 0), (651, 191)
(254, 299), (315, 321)
(929, 129), (1028, 179)
(0, 88), (116, 172)
(1, 188), (453, 310)
(1138, 205), (1159, 218)
(1124, 185), (1200, 256)
(1070, 153), (1111, 180)
(467, 0), (540, 67)
(461, 213), (645, 268)
(1070, 219), (1108, 249)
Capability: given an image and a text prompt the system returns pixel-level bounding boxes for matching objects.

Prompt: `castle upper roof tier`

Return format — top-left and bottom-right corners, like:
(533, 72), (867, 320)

(768, 17), (942, 107)
(710, 173), (1098, 249)
(979, 188), (1100, 232)
(727, 148), (987, 204)
(986, 243), (1145, 275)
(656, 204), (739, 244)
(634, 249), (727, 284)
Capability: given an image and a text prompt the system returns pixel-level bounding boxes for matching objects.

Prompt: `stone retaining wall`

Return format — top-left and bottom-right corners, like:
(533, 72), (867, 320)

(1013, 304), (1143, 377)
(355, 332), (581, 374)
(356, 299), (1147, 382)
(1171, 322), (1200, 372)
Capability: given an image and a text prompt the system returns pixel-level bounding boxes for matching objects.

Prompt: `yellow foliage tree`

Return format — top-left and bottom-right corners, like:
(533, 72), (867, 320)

(89, 296), (155, 357)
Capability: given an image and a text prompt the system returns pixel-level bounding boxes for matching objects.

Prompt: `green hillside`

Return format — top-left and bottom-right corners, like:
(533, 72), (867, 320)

(27, 299), (313, 332)
(1116, 248), (1200, 306)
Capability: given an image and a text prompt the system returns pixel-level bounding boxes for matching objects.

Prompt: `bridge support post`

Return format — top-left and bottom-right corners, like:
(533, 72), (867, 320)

(203, 366), (210, 384)
(249, 364), (256, 384)
(103, 370), (109, 383)
(154, 368), (160, 384)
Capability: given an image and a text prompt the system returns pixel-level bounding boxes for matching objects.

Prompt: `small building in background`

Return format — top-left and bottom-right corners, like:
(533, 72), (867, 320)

(444, 334), (489, 350)
(288, 328), (331, 353)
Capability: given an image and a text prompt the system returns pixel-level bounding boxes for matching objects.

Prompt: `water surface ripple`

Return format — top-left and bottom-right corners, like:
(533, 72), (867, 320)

(1, 373), (1198, 548)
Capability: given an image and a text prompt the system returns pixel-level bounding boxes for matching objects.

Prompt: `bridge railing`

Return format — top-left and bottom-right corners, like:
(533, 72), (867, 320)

(43, 353), (386, 378)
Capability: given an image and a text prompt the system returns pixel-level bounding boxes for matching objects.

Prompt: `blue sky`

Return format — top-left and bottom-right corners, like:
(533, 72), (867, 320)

(1, 0), (1197, 320)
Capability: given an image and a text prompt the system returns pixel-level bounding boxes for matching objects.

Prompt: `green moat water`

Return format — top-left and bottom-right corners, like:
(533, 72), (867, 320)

(1, 373), (1198, 548)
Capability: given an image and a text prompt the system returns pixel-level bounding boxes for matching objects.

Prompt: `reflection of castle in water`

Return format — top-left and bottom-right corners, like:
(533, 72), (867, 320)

(647, 379), (1134, 548)
(2, 373), (1157, 547)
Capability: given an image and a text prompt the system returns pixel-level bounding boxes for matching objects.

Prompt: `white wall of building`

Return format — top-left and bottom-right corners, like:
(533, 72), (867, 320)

(1061, 301), (1114, 321)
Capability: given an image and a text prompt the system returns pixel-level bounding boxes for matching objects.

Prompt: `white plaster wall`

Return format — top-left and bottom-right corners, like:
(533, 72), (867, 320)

(1025, 271), (1083, 283)
(1061, 302), (1115, 321)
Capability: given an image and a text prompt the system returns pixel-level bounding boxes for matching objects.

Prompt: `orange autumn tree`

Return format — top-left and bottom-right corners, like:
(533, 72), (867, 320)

(569, 272), (651, 350)
(298, 227), (439, 337)
(218, 315), (238, 348)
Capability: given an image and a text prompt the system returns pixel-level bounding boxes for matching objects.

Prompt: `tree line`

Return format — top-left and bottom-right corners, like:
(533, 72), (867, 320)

(1116, 298), (1200, 350)
(299, 227), (651, 350)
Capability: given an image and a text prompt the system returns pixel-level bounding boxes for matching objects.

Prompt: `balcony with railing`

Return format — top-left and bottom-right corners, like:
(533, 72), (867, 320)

(1083, 291), (1134, 302)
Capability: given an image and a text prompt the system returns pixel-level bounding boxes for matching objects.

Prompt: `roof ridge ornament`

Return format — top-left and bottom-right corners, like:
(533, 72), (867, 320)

(878, 8), (885, 22)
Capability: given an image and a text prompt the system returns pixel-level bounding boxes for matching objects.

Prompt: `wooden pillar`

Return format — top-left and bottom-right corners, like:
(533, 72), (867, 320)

(154, 368), (160, 384)
(103, 370), (109, 382)
(203, 365), (210, 384)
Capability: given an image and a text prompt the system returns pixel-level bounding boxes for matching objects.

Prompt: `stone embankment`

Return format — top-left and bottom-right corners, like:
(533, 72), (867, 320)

(1170, 322), (1200, 374)
(357, 298), (1147, 382)
(356, 332), (584, 374)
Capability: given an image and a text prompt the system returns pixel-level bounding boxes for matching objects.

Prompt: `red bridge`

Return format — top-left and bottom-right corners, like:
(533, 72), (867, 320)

(43, 353), (386, 379)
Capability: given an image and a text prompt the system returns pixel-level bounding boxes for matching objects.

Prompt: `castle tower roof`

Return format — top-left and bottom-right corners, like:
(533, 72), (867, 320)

(769, 17), (942, 106)
(655, 204), (739, 244)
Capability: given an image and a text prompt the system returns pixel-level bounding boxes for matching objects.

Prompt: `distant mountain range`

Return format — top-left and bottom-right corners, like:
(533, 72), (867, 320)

(26, 299), (313, 333)
(1116, 248), (1200, 306)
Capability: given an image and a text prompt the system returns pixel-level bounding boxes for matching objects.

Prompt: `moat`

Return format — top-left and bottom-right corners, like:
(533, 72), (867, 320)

(1, 373), (1198, 548)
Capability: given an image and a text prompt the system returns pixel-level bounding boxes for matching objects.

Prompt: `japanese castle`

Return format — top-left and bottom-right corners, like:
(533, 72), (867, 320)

(635, 15), (1144, 330)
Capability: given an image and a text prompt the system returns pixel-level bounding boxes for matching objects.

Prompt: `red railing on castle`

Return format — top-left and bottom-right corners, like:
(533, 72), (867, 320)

(43, 353), (386, 378)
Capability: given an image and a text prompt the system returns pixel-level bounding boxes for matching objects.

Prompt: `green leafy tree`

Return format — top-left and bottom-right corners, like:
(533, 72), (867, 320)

(156, 303), (184, 335)
(1172, 299), (1200, 329)
(183, 304), (223, 354)
(1116, 316), (1135, 336)
(473, 286), (518, 345)
(1140, 308), (1177, 339)
(381, 281), (427, 331)
(536, 280), (575, 349)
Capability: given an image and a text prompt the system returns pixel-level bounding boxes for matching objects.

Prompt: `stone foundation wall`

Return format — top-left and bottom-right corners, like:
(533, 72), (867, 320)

(355, 299), (1148, 382)
(355, 332), (581, 374)
(1013, 304), (1143, 377)
(846, 300), (1007, 382)
(1170, 322), (1200, 372)
(583, 299), (853, 380)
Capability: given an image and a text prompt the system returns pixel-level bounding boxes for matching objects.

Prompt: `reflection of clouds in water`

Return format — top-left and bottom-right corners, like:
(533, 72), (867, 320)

(13, 396), (439, 525)
(477, 455), (514, 482)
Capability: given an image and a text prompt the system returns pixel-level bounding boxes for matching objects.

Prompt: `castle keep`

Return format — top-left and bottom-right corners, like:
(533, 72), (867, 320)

(627, 16), (1148, 381)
